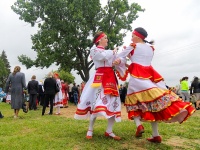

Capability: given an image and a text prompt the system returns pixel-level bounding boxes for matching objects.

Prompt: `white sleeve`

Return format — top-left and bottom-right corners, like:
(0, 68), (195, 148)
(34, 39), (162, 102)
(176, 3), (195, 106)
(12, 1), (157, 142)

(114, 46), (133, 81)
(90, 45), (114, 61)
(116, 46), (133, 59)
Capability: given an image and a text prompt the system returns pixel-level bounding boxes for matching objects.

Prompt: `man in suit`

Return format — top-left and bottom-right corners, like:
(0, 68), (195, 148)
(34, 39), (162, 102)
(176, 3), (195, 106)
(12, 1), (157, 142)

(72, 83), (79, 105)
(42, 72), (57, 115)
(27, 75), (39, 110)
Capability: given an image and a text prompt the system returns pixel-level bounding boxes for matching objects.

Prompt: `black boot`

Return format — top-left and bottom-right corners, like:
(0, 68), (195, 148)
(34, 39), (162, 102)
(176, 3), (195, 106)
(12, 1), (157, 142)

(0, 111), (4, 118)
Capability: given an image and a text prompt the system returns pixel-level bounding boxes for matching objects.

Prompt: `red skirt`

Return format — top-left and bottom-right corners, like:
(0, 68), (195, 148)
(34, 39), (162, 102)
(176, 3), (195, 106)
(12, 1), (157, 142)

(127, 92), (195, 123)
(128, 63), (163, 83)
(62, 92), (67, 105)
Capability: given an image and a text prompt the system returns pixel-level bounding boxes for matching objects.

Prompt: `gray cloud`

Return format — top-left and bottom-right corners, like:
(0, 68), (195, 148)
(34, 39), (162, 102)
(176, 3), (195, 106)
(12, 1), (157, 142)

(1, 0), (200, 87)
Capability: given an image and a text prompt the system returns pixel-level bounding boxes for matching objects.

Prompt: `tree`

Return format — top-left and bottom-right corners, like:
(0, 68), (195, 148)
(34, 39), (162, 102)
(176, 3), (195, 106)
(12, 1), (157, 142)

(12, 0), (144, 82)
(42, 69), (75, 83)
(0, 50), (11, 88)
(56, 69), (75, 84)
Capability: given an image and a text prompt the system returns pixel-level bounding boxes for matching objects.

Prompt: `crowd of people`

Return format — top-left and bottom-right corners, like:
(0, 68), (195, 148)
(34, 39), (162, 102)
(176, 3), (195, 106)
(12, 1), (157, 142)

(2, 66), (85, 118)
(0, 27), (197, 144)
(169, 76), (200, 110)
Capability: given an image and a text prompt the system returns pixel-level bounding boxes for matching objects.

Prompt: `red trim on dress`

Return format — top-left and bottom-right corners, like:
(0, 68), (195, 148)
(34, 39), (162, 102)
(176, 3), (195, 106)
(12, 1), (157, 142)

(116, 69), (129, 81)
(92, 106), (121, 118)
(150, 46), (155, 51)
(128, 63), (163, 83)
(97, 46), (105, 49)
(130, 43), (136, 56)
(75, 106), (121, 118)
(128, 101), (195, 123)
(75, 107), (91, 115)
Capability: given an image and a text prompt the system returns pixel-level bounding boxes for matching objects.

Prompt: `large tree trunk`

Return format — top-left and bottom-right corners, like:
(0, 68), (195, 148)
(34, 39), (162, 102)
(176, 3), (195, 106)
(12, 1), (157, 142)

(77, 60), (93, 82)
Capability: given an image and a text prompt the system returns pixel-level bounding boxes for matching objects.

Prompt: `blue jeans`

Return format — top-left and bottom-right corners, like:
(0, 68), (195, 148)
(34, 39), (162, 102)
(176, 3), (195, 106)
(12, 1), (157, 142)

(73, 93), (78, 105)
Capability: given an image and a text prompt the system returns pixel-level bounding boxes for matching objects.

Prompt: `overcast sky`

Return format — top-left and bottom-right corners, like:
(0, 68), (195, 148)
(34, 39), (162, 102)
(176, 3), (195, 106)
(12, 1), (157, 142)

(0, 0), (200, 86)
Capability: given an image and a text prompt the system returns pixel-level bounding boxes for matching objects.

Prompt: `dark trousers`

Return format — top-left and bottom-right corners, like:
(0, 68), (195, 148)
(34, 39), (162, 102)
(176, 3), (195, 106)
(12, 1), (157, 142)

(69, 92), (74, 103)
(29, 94), (38, 110)
(121, 94), (126, 103)
(73, 93), (78, 105)
(38, 94), (45, 106)
(42, 94), (55, 115)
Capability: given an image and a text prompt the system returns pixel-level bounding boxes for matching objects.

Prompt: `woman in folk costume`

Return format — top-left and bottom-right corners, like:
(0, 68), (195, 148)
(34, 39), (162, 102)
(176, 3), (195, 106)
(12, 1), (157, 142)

(74, 31), (121, 140)
(114, 27), (195, 143)
(54, 73), (63, 115)
(61, 80), (68, 108)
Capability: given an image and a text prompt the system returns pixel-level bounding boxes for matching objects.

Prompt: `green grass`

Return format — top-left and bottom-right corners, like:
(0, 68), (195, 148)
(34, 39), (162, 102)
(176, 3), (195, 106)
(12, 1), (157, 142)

(0, 102), (200, 150)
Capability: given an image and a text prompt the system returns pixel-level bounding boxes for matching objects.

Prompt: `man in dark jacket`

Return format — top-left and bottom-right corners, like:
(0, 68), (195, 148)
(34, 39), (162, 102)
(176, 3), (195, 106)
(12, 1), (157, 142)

(42, 72), (57, 115)
(27, 75), (38, 110)
(72, 83), (79, 105)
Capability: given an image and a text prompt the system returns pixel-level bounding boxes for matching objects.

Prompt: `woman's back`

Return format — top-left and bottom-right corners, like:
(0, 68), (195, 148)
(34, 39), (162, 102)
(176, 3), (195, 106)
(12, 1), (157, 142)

(44, 78), (56, 94)
(131, 43), (154, 66)
(8, 72), (26, 89)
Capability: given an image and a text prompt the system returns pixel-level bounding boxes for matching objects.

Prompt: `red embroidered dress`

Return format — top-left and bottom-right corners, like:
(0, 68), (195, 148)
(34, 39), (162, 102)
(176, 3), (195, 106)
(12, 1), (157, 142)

(74, 45), (121, 122)
(61, 83), (68, 106)
(115, 43), (195, 123)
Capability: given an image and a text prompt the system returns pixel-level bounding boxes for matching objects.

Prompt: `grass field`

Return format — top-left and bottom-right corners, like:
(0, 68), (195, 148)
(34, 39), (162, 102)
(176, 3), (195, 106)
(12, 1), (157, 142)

(0, 102), (200, 150)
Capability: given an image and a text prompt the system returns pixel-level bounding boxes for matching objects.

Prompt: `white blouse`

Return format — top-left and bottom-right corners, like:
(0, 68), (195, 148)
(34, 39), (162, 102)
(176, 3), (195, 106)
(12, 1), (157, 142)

(90, 45), (116, 68)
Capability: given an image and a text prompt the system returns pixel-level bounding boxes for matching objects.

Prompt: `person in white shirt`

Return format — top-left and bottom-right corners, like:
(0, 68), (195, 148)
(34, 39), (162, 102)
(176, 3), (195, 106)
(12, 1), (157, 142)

(74, 31), (121, 140)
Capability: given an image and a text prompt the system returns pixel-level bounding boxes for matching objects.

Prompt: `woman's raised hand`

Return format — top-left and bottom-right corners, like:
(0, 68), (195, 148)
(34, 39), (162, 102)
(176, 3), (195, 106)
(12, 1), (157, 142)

(112, 58), (121, 66)
(113, 47), (118, 55)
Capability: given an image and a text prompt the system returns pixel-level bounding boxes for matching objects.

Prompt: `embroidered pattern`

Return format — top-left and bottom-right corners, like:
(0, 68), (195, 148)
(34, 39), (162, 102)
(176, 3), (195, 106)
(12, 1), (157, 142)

(102, 96), (108, 105)
(127, 94), (177, 112)
(112, 97), (119, 111)
(91, 89), (101, 110)
(86, 101), (91, 106)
